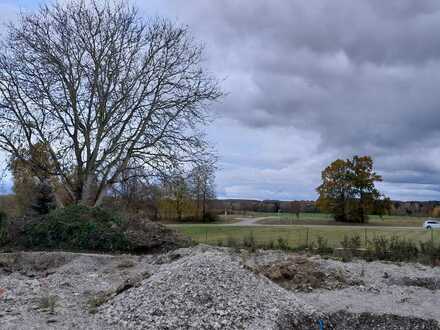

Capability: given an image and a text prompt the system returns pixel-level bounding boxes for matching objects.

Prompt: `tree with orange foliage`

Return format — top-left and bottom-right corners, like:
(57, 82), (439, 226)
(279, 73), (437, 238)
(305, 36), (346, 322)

(317, 156), (386, 223)
(10, 143), (56, 215)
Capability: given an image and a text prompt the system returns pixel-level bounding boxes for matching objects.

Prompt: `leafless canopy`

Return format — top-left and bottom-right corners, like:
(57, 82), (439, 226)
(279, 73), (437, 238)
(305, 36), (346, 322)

(0, 0), (221, 206)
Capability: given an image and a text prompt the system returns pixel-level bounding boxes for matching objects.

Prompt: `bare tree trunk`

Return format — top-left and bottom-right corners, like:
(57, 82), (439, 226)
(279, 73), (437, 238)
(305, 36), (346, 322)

(201, 188), (207, 219)
(94, 186), (109, 208)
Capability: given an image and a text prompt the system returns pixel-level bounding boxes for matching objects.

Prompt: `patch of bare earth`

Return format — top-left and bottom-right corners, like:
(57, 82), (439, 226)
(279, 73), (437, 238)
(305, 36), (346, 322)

(242, 249), (440, 328)
(252, 255), (363, 292)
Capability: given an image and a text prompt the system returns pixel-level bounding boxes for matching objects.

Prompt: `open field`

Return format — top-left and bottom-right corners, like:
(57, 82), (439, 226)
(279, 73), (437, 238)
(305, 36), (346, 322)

(239, 212), (430, 227)
(160, 214), (244, 225)
(170, 224), (440, 249)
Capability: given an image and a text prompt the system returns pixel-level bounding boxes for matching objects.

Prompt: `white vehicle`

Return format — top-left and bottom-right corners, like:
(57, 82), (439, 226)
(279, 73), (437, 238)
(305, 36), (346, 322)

(423, 219), (440, 230)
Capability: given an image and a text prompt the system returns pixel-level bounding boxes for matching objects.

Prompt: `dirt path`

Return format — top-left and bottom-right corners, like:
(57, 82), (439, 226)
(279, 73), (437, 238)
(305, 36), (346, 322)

(224, 216), (273, 226)
(170, 218), (422, 230)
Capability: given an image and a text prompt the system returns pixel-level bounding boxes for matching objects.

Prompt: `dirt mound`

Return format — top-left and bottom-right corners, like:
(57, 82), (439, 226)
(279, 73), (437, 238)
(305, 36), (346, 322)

(254, 255), (362, 292)
(122, 217), (192, 253)
(0, 252), (72, 275)
(99, 247), (321, 329)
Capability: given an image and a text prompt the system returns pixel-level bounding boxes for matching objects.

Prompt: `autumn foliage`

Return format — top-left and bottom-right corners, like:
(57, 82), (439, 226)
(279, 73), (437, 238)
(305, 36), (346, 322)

(317, 156), (389, 223)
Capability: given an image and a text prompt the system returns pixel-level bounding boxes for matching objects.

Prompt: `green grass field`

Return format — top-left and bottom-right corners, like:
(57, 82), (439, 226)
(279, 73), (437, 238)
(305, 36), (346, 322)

(248, 212), (429, 227)
(170, 224), (440, 249)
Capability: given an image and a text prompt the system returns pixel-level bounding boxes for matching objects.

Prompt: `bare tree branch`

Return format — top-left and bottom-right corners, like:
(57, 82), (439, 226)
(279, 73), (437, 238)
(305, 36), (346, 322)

(0, 0), (221, 207)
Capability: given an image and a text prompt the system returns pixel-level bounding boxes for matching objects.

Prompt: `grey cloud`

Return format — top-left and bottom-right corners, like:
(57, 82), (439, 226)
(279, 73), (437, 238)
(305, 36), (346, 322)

(0, 0), (438, 200)
(144, 0), (440, 200)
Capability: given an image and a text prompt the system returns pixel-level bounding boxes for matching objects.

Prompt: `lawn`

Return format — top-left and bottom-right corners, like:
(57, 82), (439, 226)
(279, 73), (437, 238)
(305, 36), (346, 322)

(170, 224), (440, 249)
(249, 212), (428, 227)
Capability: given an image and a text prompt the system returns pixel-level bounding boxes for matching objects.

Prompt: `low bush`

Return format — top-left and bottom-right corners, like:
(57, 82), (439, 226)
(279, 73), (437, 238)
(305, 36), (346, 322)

(388, 236), (418, 261)
(23, 205), (131, 251)
(277, 237), (289, 250)
(366, 235), (419, 262)
(366, 236), (389, 260)
(341, 234), (361, 251)
(315, 236), (333, 254)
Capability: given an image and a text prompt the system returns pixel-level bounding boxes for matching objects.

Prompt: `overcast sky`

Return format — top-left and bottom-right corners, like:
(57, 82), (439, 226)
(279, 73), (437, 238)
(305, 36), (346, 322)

(1, 0), (440, 201)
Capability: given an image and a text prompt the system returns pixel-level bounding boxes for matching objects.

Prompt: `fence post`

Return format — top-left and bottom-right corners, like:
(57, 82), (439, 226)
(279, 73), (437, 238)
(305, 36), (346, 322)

(431, 229), (434, 243)
(205, 229), (208, 243)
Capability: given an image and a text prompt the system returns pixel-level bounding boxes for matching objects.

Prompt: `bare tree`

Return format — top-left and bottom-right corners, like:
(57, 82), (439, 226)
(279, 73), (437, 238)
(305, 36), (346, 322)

(0, 0), (221, 207)
(188, 161), (216, 219)
(111, 167), (162, 220)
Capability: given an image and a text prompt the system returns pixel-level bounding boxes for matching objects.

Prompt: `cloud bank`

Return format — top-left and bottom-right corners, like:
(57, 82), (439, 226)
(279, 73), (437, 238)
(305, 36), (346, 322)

(1, 0), (440, 201)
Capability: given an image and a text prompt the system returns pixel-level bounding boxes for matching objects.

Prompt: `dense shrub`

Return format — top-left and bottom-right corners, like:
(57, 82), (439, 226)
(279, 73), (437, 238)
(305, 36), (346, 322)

(366, 235), (419, 262)
(175, 212), (219, 223)
(22, 205), (131, 251)
(201, 212), (219, 223)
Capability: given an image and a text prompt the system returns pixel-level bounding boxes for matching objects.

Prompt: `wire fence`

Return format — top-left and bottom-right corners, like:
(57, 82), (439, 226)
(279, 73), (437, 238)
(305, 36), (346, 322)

(174, 226), (440, 249)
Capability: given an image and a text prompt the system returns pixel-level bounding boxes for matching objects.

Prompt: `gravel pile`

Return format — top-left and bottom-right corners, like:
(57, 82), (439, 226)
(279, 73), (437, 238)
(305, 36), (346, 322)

(1, 247), (440, 329)
(0, 252), (155, 329)
(100, 246), (320, 329)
